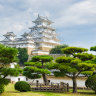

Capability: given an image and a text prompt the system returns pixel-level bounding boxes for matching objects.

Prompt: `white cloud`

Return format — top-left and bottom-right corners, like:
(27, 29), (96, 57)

(0, 0), (96, 49)
(13, 24), (23, 31)
(70, 41), (90, 48)
(54, 0), (96, 28)
(0, 0), (86, 37)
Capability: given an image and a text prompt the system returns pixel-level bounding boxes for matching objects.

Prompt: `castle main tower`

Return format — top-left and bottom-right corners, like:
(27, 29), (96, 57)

(29, 15), (60, 55)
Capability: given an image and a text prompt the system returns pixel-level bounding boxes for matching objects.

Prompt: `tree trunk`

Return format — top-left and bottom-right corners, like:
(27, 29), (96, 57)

(41, 61), (48, 85)
(72, 77), (77, 93)
(42, 74), (48, 85)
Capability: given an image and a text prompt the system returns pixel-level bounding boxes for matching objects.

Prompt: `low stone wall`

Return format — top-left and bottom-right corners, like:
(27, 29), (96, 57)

(28, 54), (65, 61)
(49, 54), (65, 59)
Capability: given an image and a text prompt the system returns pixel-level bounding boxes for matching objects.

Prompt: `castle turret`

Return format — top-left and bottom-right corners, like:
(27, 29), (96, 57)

(21, 32), (32, 39)
(3, 32), (16, 41)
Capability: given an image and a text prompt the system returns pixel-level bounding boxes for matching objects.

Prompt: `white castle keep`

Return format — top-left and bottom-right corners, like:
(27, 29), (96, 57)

(0, 15), (60, 55)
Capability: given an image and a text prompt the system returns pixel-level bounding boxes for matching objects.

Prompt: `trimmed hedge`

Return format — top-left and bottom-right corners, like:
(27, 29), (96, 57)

(15, 81), (31, 92)
(85, 75), (96, 94)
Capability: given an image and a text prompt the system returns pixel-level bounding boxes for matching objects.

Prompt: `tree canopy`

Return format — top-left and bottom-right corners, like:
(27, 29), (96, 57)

(0, 44), (18, 65)
(50, 44), (68, 54)
(90, 46), (96, 51)
(23, 55), (53, 85)
(18, 48), (28, 66)
(85, 75), (96, 94)
(50, 47), (96, 93)
(62, 47), (88, 55)
(0, 44), (21, 94)
(89, 46), (96, 65)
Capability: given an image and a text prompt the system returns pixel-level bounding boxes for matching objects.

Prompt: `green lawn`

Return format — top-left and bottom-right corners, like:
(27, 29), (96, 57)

(1, 84), (96, 96)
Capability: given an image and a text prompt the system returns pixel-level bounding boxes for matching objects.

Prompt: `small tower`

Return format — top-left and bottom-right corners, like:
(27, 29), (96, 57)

(21, 32), (35, 55)
(3, 32), (16, 41)
(21, 32), (32, 39)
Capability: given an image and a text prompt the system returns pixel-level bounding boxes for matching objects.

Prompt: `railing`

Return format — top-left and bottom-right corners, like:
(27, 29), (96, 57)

(29, 80), (69, 92)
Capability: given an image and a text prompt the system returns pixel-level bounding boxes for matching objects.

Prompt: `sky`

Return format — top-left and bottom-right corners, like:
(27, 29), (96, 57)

(0, 0), (96, 50)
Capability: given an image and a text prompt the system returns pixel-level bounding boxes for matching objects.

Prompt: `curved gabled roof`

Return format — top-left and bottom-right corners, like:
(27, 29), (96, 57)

(3, 32), (16, 37)
(21, 32), (32, 37)
(33, 14), (53, 24)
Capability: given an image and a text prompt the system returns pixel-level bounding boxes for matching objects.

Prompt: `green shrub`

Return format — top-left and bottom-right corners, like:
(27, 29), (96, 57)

(0, 78), (10, 94)
(15, 81), (31, 92)
(0, 85), (4, 94)
(85, 75), (96, 94)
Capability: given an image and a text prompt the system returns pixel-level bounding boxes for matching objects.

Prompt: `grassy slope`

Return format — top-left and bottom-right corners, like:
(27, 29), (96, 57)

(1, 84), (96, 96)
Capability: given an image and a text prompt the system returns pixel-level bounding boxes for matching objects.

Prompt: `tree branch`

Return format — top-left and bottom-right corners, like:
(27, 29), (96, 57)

(66, 74), (72, 78)
(76, 70), (82, 78)
(3, 75), (7, 79)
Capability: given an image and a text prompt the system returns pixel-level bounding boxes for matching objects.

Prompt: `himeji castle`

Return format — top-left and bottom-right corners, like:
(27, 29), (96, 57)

(0, 15), (60, 55)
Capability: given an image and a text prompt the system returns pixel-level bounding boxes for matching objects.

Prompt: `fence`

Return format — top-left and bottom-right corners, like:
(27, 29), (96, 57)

(29, 80), (69, 92)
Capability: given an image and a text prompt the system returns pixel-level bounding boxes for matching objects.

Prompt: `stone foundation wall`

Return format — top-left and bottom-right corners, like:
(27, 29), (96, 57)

(26, 47), (34, 55)
(39, 47), (51, 51)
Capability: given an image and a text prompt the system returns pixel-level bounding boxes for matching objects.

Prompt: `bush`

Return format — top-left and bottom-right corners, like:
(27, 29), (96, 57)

(85, 75), (96, 94)
(15, 81), (31, 92)
(0, 85), (4, 94)
(0, 78), (10, 94)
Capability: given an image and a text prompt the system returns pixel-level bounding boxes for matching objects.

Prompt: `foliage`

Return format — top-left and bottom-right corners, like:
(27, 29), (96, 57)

(23, 66), (41, 79)
(0, 44), (20, 94)
(0, 78), (10, 94)
(0, 44), (18, 64)
(85, 58), (96, 64)
(90, 46), (96, 51)
(18, 48), (28, 65)
(51, 47), (96, 93)
(73, 53), (95, 61)
(62, 47), (88, 55)
(30, 55), (53, 62)
(13, 56), (19, 63)
(55, 56), (74, 63)
(50, 44), (68, 54)
(1, 68), (20, 77)
(24, 55), (53, 85)
(90, 46), (96, 64)
(15, 81), (31, 92)
(0, 78), (10, 85)
(85, 75), (96, 93)
(0, 84), (4, 94)
(81, 71), (93, 77)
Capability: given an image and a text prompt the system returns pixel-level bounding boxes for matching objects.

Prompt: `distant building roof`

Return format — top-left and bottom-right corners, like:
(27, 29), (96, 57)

(33, 14), (53, 24)
(3, 32), (16, 37)
(21, 32), (32, 37)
